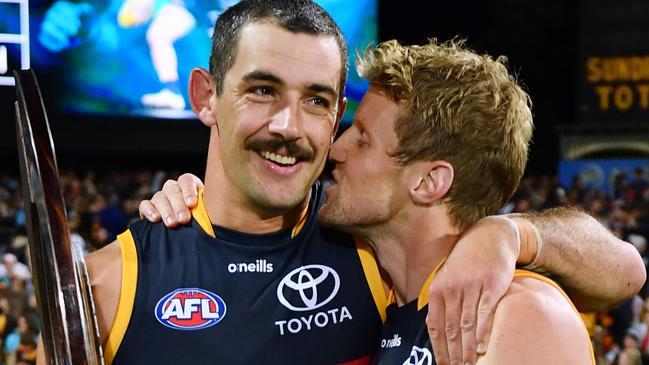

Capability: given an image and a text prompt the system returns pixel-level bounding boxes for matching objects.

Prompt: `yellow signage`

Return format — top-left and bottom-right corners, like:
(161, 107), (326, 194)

(586, 56), (649, 111)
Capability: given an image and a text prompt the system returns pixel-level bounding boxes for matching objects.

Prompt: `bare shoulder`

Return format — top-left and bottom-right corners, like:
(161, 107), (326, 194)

(477, 275), (593, 365)
(86, 240), (123, 345)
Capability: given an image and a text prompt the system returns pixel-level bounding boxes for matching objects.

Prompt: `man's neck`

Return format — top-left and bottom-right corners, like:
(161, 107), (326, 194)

(202, 138), (309, 235)
(366, 208), (460, 306)
(202, 184), (309, 235)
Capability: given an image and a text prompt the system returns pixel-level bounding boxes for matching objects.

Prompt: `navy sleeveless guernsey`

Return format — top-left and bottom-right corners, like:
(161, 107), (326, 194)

(372, 269), (595, 365)
(106, 183), (386, 365)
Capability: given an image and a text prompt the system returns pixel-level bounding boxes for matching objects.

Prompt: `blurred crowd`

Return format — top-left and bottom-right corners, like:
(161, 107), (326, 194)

(0, 170), (176, 365)
(0, 167), (647, 364)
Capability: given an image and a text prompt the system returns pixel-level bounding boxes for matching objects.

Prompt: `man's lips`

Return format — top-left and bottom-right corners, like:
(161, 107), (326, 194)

(259, 150), (297, 166)
(254, 150), (303, 176)
(245, 138), (313, 163)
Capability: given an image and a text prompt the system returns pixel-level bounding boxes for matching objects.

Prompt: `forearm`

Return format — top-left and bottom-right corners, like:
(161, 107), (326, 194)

(512, 207), (646, 311)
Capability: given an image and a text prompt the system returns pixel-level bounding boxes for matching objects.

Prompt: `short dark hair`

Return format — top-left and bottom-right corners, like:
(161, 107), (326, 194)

(209, 0), (349, 103)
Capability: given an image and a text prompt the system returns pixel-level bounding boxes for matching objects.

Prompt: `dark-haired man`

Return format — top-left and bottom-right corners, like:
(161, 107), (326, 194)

(63, 2), (383, 364)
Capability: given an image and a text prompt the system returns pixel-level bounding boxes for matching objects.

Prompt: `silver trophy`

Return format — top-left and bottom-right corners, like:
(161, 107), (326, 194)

(14, 69), (104, 365)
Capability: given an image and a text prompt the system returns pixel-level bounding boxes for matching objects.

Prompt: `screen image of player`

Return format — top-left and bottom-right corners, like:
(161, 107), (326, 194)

(0, 0), (377, 122)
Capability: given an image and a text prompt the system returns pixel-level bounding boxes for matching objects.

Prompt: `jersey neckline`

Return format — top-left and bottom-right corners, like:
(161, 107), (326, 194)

(189, 185), (320, 248)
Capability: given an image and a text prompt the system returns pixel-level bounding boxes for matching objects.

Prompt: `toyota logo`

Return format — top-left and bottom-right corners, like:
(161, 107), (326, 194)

(403, 346), (432, 365)
(277, 264), (340, 311)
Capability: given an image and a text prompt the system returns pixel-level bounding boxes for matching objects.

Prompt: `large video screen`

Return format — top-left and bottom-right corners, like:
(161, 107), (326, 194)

(0, 0), (377, 122)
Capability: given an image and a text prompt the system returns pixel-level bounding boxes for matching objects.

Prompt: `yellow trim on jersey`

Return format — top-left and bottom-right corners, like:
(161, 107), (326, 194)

(417, 257), (448, 310)
(290, 202), (310, 238)
(192, 189), (310, 239)
(105, 230), (139, 365)
(513, 270), (596, 365)
(354, 238), (388, 322)
(387, 288), (396, 307)
(384, 256), (448, 309)
(192, 190), (215, 238)
(580, 312), (597, 337)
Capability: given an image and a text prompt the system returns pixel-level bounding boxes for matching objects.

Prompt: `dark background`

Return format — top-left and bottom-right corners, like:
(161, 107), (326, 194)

(0, 0), (579, 176)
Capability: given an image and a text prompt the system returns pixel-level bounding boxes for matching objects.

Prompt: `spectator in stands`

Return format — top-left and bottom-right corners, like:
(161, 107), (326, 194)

(15, 314), (37, 365)
(618, 331), (642, 365)
(630, 168), (648, 201)
(0, 255), (30, 284)
(3, 278), (30, 325)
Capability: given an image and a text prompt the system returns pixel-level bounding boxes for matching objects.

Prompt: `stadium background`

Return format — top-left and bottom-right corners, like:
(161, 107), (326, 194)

(0, 0), (648, 364)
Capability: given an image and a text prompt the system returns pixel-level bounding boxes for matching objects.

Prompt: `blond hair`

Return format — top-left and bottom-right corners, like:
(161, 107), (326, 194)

(358, 39), (533, 231)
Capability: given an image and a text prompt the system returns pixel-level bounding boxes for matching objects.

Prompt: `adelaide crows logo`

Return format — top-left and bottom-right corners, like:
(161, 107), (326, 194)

(155, 288), (227, 330)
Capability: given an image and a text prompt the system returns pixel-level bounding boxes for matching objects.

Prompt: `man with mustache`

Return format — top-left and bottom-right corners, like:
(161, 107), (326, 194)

(41, 1), (643, 364)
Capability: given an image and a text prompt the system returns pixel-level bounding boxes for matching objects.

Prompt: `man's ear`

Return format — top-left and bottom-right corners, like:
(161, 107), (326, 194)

(189, 67), (218, 127)
(409, 161), (454, 206)
(331, 97), (347, 143)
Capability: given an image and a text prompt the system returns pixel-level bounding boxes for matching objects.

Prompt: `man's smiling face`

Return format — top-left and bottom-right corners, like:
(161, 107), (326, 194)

(213, 22), (343, 213)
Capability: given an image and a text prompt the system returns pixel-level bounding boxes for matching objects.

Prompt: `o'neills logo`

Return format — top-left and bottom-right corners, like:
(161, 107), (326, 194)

(381, 334), (402, 348)
(227, 260), (274, 273)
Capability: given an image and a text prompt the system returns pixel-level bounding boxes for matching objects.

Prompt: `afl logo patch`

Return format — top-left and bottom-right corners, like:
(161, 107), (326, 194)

(154, 288), (227, 330)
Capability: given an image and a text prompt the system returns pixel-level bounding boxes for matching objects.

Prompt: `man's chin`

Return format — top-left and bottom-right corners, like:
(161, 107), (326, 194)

(251, 190), (307, 215)
(318, 202), (336, 226)
(318, 204), (353, 233)
(254, 179), (312, 206)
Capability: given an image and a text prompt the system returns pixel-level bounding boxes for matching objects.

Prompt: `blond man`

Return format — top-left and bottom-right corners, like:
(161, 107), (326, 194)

(318, 39), (593, 364)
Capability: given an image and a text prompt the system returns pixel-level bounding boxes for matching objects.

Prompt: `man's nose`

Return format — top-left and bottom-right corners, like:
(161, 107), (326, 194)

(268, 101), (300, 140)
(328, 136), (347, 163)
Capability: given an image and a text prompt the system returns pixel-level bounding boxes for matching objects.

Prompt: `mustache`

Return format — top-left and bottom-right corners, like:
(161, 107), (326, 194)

(245, 138), (314, 161)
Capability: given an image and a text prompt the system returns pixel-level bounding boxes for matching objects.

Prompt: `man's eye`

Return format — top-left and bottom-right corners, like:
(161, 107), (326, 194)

(307, 97), (330, 109)
(249, 86), (274, 96)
